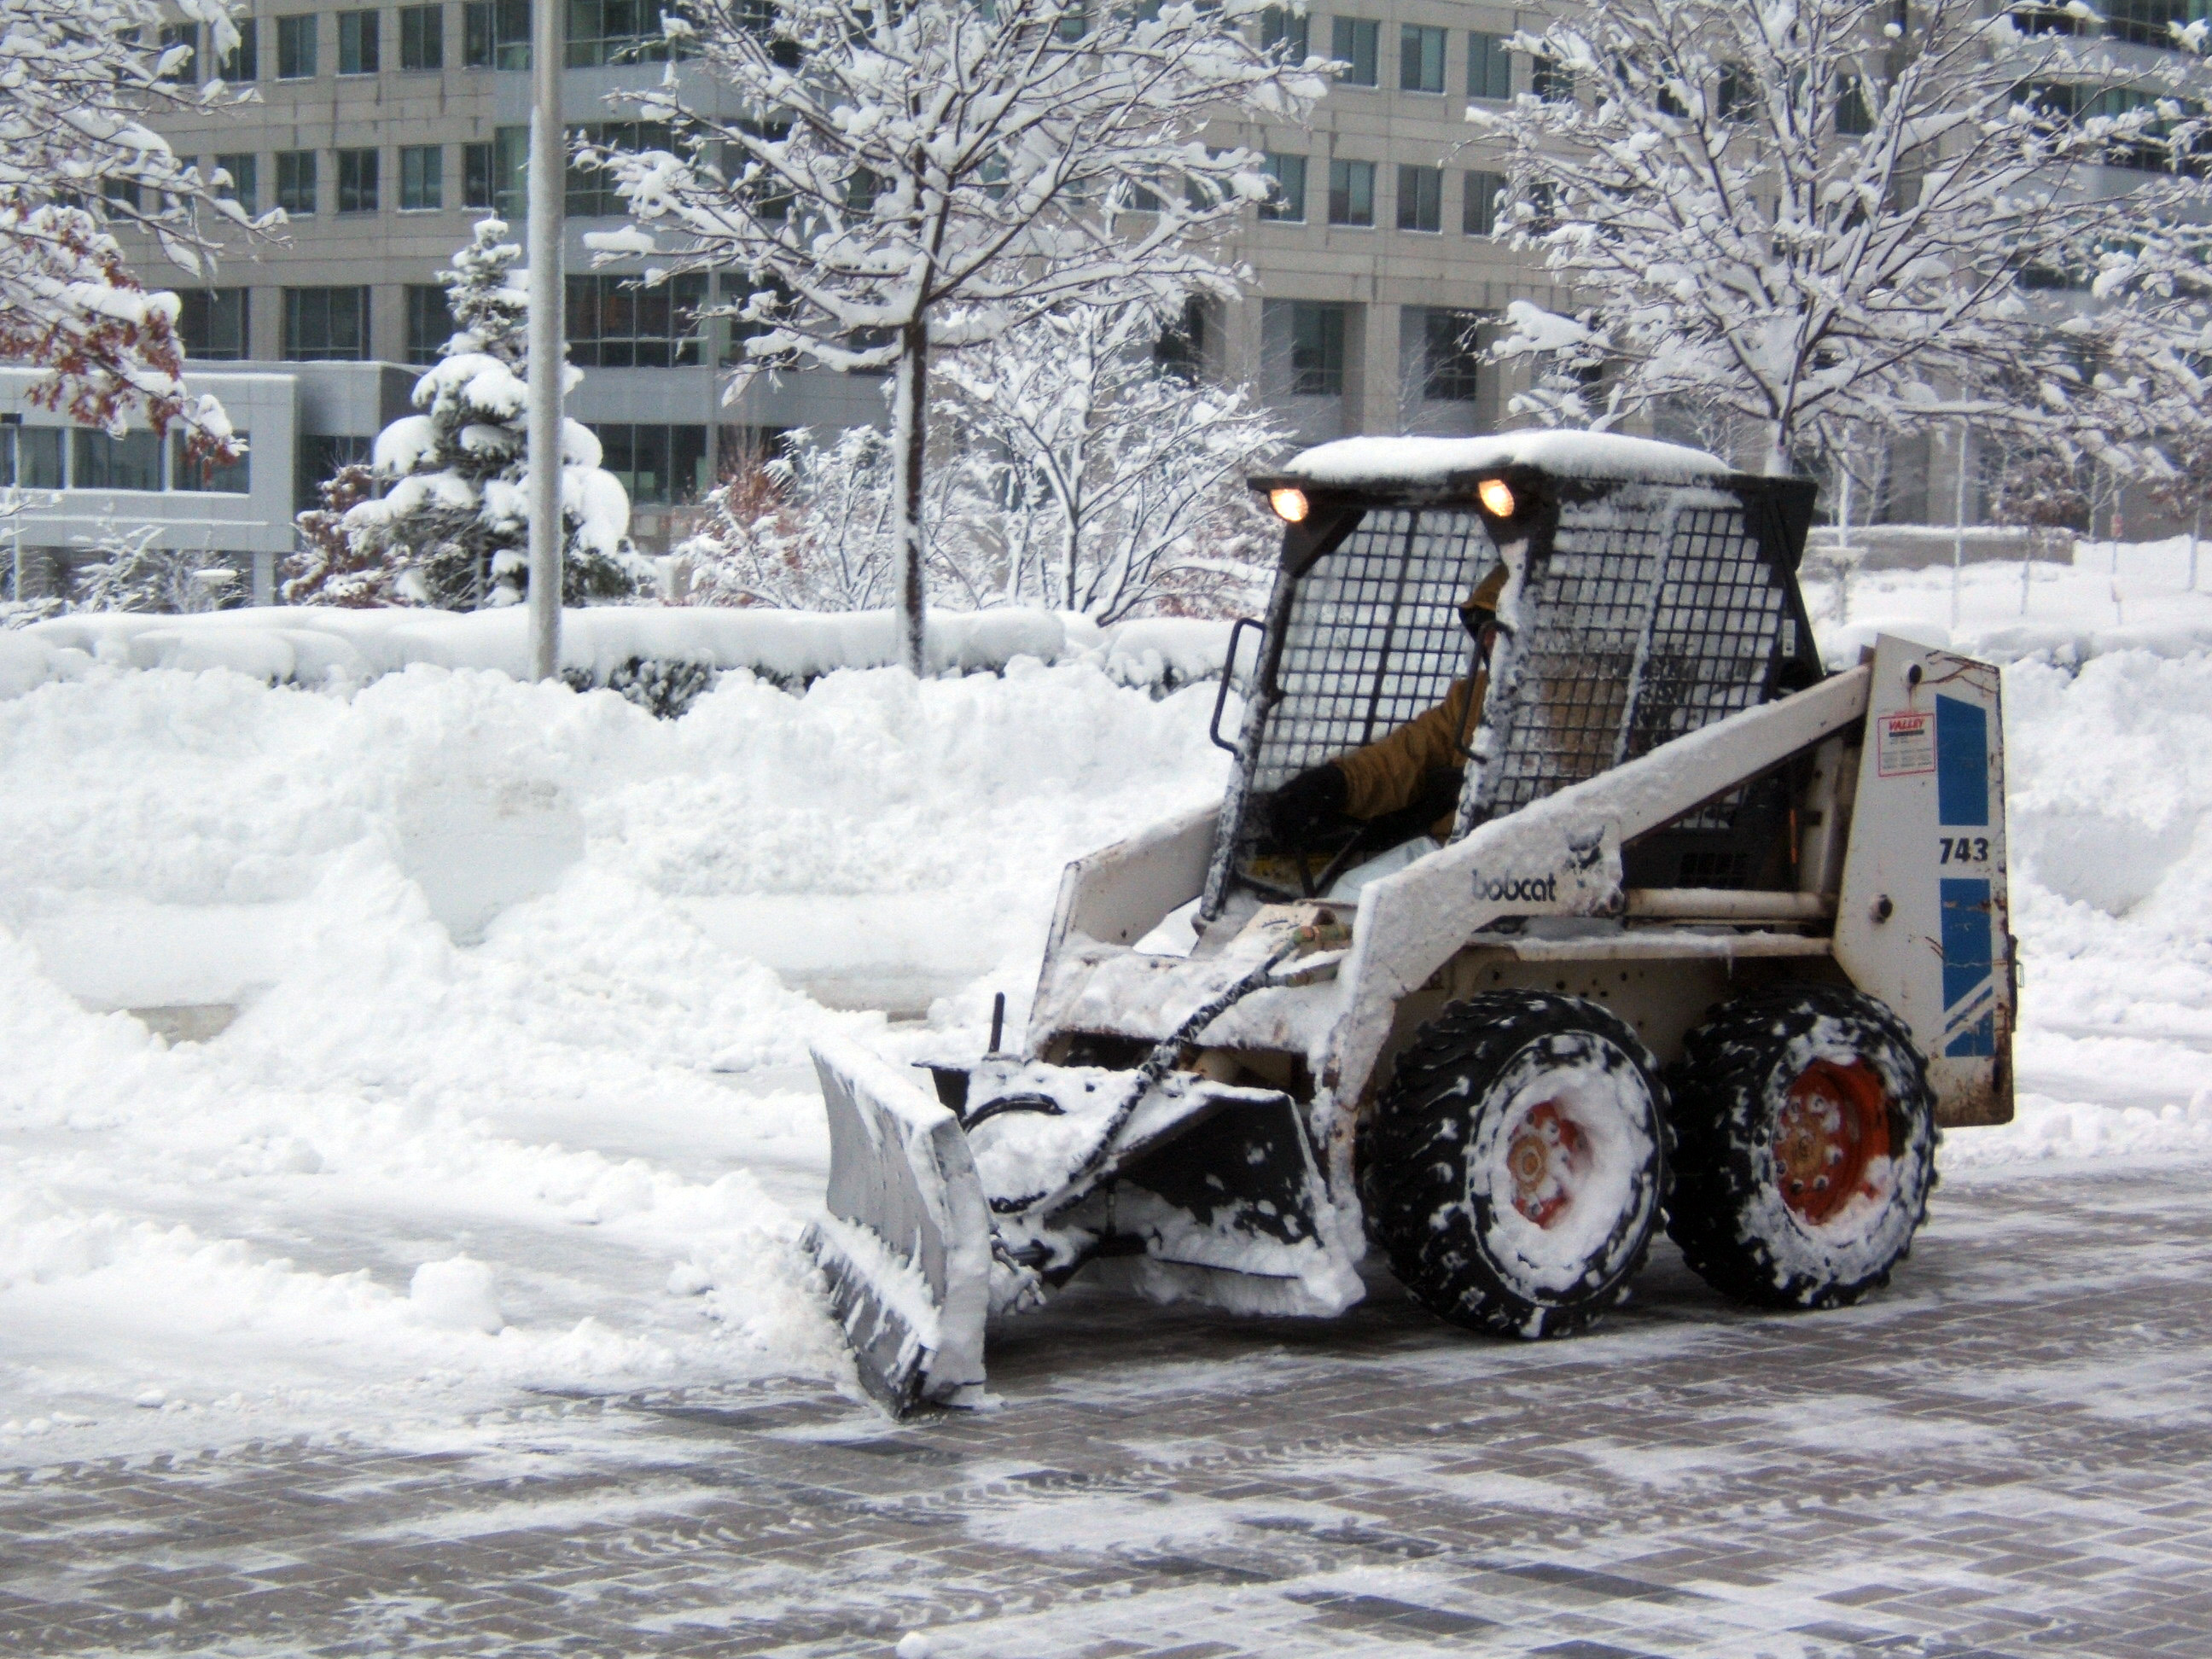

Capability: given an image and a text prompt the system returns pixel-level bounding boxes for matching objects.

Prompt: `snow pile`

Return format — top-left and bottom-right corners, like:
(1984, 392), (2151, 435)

(13, 603), (1079, 692)
(1803, 534), (2212, 668)
(0, 658), (1228, 1447)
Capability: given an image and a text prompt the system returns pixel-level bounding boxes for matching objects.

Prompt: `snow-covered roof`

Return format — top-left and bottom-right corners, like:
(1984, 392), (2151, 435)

(1278, 432), (1730, 489)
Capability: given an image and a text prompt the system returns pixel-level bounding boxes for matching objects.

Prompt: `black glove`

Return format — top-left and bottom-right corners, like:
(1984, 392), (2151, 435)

(1264, 763), (1349, 849)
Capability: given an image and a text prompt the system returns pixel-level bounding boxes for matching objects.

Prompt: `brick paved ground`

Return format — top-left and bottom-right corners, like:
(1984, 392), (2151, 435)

(3, 1160), (2209, 1659)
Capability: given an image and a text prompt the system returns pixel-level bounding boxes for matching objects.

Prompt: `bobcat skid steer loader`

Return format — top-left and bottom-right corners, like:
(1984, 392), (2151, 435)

(806, 431), (2013, 1416)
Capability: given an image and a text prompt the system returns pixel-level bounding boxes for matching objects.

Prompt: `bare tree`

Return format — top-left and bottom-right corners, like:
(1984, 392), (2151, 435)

(595, 0), (1324, 670)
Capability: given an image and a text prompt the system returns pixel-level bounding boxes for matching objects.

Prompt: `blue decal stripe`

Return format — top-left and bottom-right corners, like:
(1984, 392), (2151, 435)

(1936, 696), (1989, 827)
(1941, 877), (1994, 1012)
(1947, 1012), (1995, 1058)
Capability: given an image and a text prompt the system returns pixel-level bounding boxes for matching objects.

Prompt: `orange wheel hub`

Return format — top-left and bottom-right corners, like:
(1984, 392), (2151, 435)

(1773, 1058), (1891, 1225)
(1507, 1100), (1588, 1227)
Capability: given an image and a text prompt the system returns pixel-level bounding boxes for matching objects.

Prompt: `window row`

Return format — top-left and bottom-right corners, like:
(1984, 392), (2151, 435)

(0, 423), (249, 494)
(1260, 15), (1524, 100)
(179, 276), (736, 366)
(1265, 302), (1485, 405)
(1258, 157), (1510, 235)
(204, 147), (451, 216)
(177, 1), (693, 80)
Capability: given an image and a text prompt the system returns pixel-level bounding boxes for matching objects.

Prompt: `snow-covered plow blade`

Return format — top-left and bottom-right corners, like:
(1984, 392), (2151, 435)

(803, 1037), (992, 1415)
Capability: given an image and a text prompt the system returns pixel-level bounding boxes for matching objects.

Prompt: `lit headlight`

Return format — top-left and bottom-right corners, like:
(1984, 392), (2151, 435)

(1268, 486), (1309, 523)
(1476, 478), (1516, 518)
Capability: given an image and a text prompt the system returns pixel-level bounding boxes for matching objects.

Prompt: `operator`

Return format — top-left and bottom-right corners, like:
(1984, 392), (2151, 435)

(1263, 562), (1506, 858)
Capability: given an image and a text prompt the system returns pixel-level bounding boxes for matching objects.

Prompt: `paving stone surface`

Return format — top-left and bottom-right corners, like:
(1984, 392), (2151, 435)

(2, 1161), (2208, 1658)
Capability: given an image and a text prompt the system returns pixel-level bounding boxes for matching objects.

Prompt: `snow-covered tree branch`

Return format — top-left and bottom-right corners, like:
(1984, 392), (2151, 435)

(0, 0), (276, 450)
(1472, 0), (2212, 476)
(594, 0), (1326, 668)
(936, 298), (1283, 620)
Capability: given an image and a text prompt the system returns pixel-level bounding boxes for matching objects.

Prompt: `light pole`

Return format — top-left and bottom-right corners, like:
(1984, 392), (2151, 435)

(525, 0), (564, 681)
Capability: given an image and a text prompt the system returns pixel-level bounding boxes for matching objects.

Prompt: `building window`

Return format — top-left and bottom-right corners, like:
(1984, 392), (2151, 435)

(5, 428), (64, 491)
(158, 22), (200, 79)
(1397, 164), (1441, 232)
(567, 123), (672, 218)
(337, 9), (380, 73)
(1327, 157), (1374, 226)
(337, 148), (380, 213)
(72, 429), (164, 492)
(1467, 30), (1511, 101)
(463, 143), (496, 208)
(567, 271), (707, 368)
(400, 145), (444, 211)
(276, 14), (318, 78)
(1260, 6), (1307, 60)
(463, 0), (531, 67)
(1463, 169), (1503, 236)
(2104, 0), (2192, 49)
(1420, 309), (1481, 402)
(297, 434), (372, 511)
(1533, 53), (1573, 103)
(1154, 298), (1205, 380)
(104, 178), (142, 213)
(1330, 17), (1377, 86)
(1259, 151), (1307, 221)
(173, 431), (252, 493)
(1835, 75), (1872, 137)
(276, 150), (317, 215)
(215, 152), (259, 216)
(218, 18), (259, 80)
(178, 289), (251, 360)
(401, 3), (445, 68)
(406, 284), (456, 363)
(1289, 302), (1346, 397)
(283, 287), (372, 360)
(1400, 24), (1445, 94)
(589, 424), (712, 504)
(568, 0), (684, 66)
(493, 126), (529, 217)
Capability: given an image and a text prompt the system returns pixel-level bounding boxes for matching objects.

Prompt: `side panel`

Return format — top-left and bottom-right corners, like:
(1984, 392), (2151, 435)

(1831, 637), (2014, 1127)
(1039, 801), (1220, 963)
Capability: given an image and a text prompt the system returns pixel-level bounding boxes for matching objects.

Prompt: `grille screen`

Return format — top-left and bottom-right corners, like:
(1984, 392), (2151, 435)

(1477, 483), (1787, 823)
(1249, 509), (1493, 793)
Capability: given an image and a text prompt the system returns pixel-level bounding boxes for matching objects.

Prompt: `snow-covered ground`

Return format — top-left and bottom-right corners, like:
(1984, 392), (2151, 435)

(3, 547), (2209, 1458)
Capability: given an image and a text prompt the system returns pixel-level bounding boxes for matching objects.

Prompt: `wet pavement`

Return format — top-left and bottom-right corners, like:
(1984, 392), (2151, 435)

(3, 1159), (2209, 1658)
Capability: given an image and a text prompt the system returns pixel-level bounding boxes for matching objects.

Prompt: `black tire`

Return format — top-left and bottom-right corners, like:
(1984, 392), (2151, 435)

(1667, 985), (1938, 1311)
(1364, 992), (1669, 1340)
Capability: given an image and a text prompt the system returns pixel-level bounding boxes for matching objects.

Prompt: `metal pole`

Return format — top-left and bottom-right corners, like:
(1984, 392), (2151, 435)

(525, 0), (564, 681)
(1951, 421), (1968, 631)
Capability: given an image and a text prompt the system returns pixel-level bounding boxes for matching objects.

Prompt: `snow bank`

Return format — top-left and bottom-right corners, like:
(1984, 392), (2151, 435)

(1279, 430), (1727, 487)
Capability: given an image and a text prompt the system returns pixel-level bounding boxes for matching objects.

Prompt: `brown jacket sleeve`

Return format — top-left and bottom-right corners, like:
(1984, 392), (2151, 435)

(1333, 670), (1487, 822)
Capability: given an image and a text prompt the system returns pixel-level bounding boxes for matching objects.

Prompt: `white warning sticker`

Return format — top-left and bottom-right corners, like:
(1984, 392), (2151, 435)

(1878, 710), (1936, 777)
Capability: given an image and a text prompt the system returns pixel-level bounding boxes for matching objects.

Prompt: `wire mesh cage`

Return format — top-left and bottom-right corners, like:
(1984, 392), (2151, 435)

(1249, 509), (1493, 794)
(1472, 482), (1792, 827)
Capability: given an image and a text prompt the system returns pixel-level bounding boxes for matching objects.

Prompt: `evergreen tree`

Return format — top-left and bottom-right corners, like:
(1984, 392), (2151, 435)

(282, 464), (416, 606)
(343, 219), (649, 608)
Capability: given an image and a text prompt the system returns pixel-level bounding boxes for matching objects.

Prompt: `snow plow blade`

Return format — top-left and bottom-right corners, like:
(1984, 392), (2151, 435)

(803, 1036), (992, 1417)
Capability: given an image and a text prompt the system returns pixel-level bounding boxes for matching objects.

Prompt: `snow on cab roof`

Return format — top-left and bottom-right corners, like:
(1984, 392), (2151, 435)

(1280, 431), (1730, 488)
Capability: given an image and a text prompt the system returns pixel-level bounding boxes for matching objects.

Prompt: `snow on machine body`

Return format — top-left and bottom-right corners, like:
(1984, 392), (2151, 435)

(807, 432), (2013, 1414)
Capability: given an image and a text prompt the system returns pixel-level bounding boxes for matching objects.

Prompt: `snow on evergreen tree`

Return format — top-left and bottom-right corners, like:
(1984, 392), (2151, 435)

(0, 0), (275, 449)
(590, 0), (1328, 669)
(283, 465), (418, 606)
(1473, 0), (2212, 476)
(342, 219), (649, 608)
(936, 299), (1283, 620)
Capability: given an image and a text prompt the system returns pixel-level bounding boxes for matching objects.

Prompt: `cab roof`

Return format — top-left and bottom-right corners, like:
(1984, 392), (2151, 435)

(1260, 432), (1731, 493)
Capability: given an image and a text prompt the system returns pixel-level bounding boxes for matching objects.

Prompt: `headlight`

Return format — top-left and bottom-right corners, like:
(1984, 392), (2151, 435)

(1476, 478), (1516, 518)
(1268, 486), (1309, 523)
